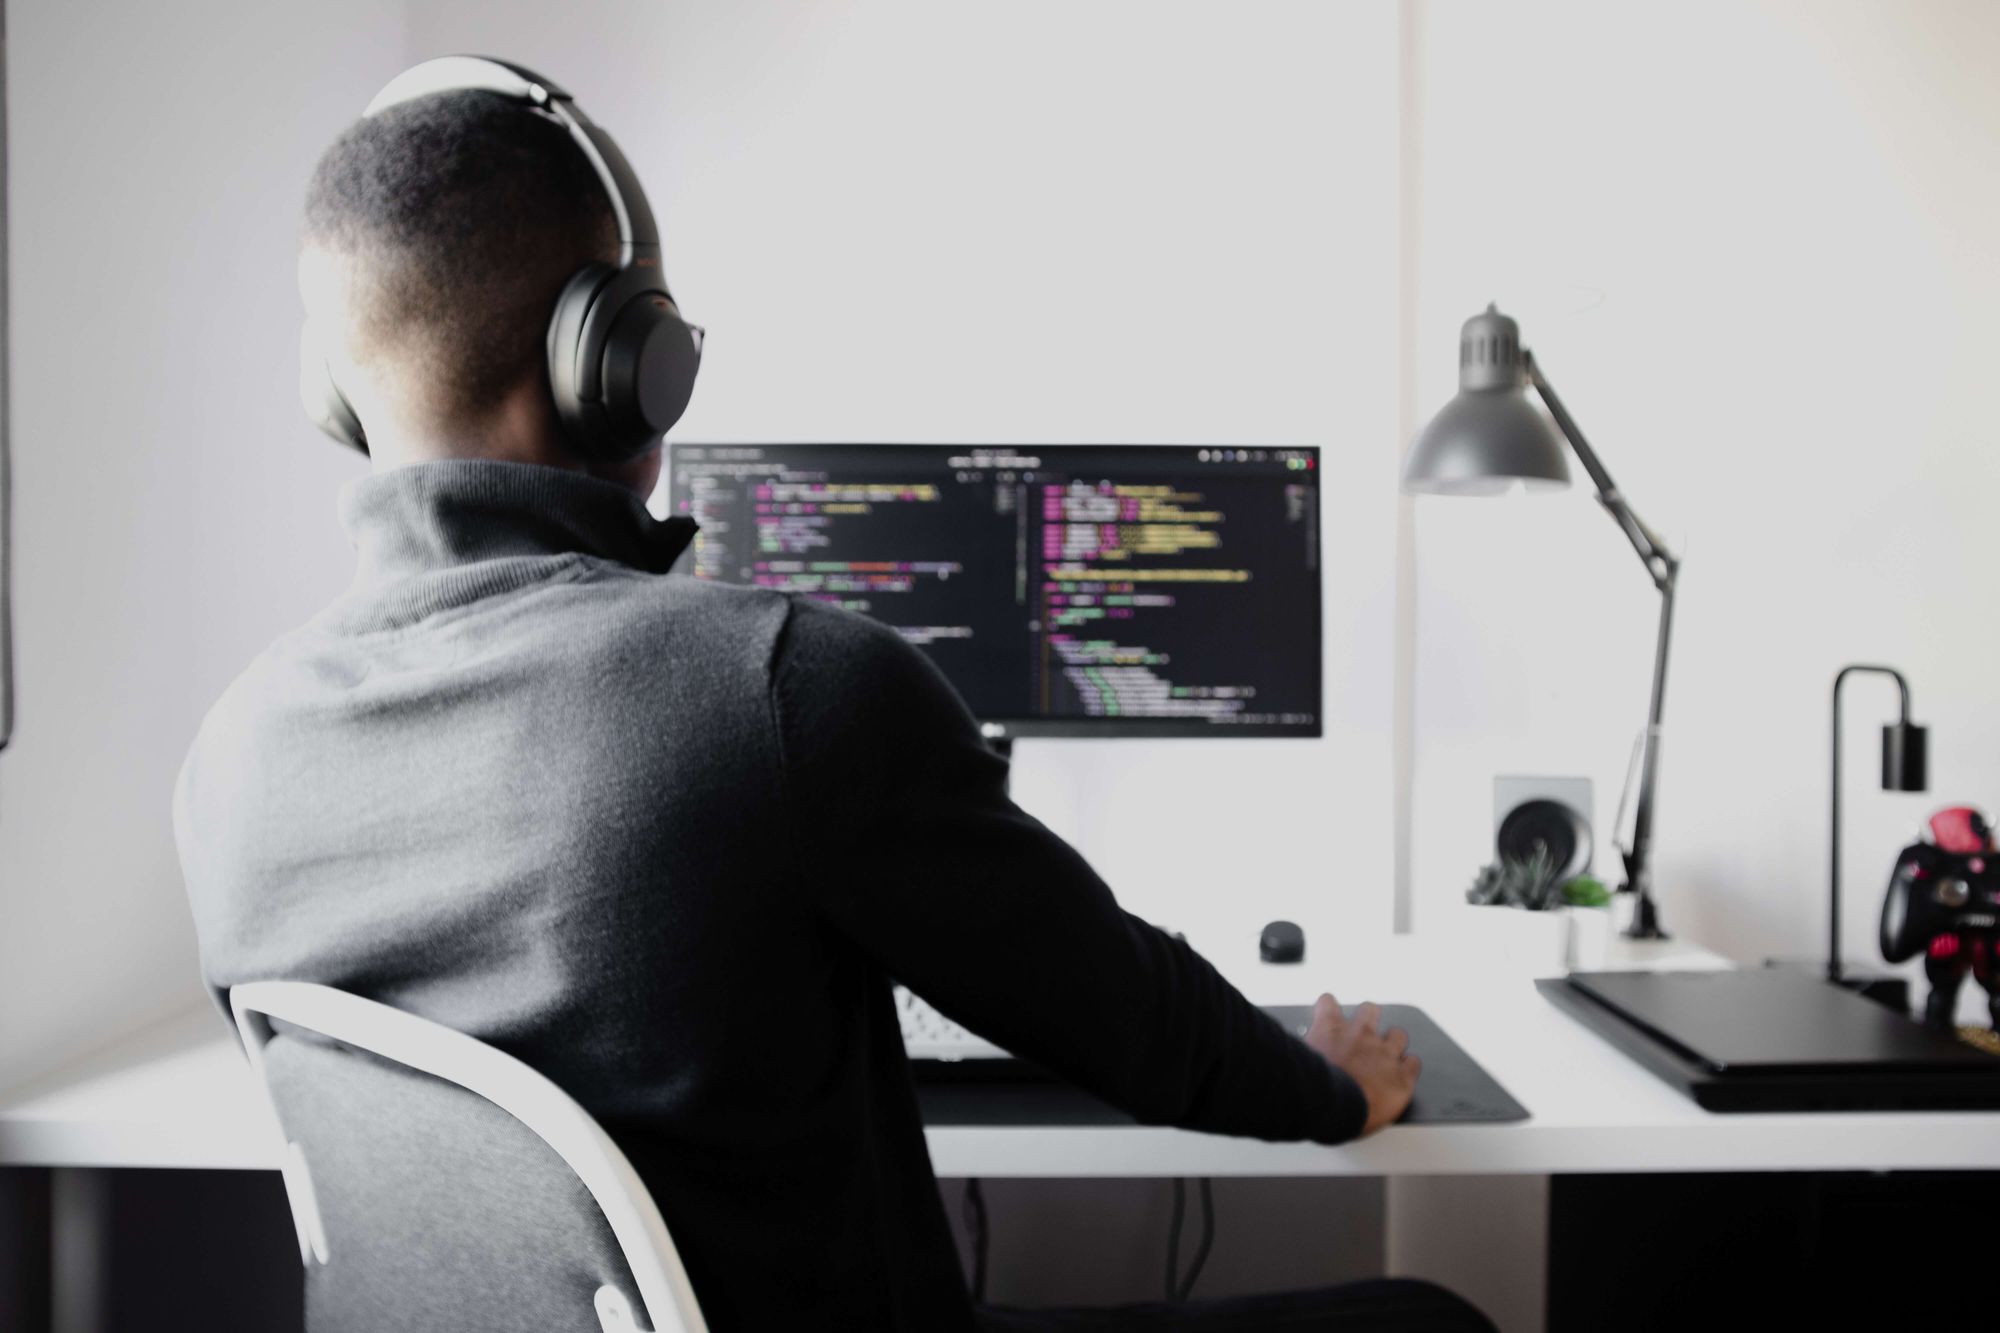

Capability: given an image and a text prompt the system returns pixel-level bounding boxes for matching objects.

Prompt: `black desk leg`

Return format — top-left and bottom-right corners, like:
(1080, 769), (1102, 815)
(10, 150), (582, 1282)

(0, 1167), (52, 1331)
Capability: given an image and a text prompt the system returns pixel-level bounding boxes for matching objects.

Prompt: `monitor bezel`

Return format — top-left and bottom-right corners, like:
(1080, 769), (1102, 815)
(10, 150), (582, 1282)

(665, 442), (1325, 741)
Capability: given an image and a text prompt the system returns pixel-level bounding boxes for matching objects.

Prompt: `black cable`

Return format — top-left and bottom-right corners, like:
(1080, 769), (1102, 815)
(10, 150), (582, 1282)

(1164, 1178), (1186, 1301)
(962, 1178), (989, 1303)
(1176, 1178), (1216, 1302)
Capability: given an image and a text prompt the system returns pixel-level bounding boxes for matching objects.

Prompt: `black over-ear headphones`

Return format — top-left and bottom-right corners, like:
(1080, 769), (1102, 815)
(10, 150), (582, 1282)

(299, 55), (705, 462)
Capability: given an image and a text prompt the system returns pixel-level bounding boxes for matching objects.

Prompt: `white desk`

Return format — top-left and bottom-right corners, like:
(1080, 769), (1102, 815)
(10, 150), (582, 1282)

(5, 931), (1998, 1333)
(7, 933), (1995, 1177)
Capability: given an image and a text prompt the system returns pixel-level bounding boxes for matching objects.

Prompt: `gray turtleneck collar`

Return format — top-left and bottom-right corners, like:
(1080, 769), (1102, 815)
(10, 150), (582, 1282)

(320, 459), (697, 631)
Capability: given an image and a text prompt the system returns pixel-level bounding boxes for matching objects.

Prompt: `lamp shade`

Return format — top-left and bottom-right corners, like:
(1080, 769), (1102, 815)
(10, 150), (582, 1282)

(1402, 305), (1572, 496)
(1881, 721), (1928, 792)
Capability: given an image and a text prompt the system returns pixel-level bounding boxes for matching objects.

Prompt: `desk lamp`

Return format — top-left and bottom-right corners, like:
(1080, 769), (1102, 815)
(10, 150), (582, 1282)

(1403, 305), (1677, 939)
(1829, 665), (1928, 983)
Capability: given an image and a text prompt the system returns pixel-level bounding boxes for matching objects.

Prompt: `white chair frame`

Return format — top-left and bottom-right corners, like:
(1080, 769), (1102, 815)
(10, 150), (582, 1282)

(231, 981), (710, 1333)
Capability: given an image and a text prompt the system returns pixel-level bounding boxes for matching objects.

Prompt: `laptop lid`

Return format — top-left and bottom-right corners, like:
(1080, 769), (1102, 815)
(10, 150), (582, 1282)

(1565, 970), (2000, 1077)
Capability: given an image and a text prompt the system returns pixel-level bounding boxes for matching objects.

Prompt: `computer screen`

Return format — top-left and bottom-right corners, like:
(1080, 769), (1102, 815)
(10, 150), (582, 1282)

(665, 444), (1322, 738)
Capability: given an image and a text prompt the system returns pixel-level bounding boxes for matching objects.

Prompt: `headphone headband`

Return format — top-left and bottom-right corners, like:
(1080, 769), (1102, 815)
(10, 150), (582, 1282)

(302, 55), (702, 460)
(364, 55), (659, 261)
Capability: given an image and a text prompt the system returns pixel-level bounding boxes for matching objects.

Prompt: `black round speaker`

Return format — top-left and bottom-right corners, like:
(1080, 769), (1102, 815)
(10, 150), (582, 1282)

(1496, 798), (1591, 881)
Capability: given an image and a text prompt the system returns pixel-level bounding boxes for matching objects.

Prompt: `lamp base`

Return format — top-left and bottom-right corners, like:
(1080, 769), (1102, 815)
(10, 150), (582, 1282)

(1620, 888), (1670, 941)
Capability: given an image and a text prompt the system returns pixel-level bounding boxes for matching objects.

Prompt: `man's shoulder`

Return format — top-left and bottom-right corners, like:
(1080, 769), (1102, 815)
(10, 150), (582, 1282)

(774, 592), (921, 668)
(184, 575), (796, 768)
(769, 595), (979, 755)
(173, 636), (308, 854)
(770, 595), (963, 717)
(611, 568), (796, 644)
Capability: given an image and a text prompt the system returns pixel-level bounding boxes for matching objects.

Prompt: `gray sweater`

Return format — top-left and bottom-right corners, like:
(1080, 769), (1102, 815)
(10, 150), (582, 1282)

(176, 460), (1365, 1331)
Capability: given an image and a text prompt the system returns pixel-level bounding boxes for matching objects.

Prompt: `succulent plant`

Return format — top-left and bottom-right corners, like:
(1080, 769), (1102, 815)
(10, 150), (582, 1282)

(1561, 875), (1612, 909)
(1466, 844), (1568, 912)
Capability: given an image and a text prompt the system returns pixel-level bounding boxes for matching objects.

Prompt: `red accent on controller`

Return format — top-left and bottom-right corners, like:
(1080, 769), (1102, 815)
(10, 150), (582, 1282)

(1931, 934), (1961, 959)
(1930, 807), (1994, 855)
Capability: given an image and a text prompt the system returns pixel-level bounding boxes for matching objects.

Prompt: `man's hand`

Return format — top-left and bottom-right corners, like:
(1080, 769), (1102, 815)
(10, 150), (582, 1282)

(1302, 993), (1420, 1136)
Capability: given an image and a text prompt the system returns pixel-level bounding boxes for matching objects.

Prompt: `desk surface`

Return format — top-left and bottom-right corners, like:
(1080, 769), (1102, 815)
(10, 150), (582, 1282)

(4, 932), (1997, 1177)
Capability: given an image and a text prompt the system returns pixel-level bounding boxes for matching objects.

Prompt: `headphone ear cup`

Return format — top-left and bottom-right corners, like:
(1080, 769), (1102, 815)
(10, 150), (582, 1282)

(547, 262), (619, 456)
(299, 321), (368, 454)
(601, 293), (702, 444)
(548, 262), (702, 464)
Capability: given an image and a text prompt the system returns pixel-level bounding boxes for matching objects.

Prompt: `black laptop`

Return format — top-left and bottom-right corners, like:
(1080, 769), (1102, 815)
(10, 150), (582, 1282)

(1540, 969), (2000, 1112)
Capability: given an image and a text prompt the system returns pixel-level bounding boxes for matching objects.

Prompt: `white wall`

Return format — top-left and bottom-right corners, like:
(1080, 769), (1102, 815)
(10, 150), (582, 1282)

(401, 0), (1407, 951)
(1407, 1), (2000, 1000)
(0, 0), (404, 1088)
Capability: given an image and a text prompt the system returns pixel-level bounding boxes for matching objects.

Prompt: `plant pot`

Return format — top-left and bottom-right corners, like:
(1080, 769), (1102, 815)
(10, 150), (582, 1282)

(1563, 905), (1614, 972)
(1449, 903), (1569, 977)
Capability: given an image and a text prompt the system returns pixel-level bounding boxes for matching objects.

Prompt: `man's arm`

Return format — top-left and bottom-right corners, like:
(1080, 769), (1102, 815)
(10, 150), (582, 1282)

(771, 599), (1401, 1144)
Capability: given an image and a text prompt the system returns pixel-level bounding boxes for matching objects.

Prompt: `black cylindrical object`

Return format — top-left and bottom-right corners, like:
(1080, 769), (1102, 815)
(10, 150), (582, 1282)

(1882, 722), (1928, 793)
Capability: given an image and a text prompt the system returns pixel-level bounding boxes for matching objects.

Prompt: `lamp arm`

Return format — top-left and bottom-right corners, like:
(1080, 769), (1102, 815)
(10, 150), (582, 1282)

(1524, 353), (1678, 592)
(1524, 351), (1678, 937)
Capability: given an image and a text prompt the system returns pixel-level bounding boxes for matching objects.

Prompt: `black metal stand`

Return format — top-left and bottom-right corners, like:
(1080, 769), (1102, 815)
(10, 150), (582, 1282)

(1526, 354), (1677, 939)
(1828, 665), (1921, 982)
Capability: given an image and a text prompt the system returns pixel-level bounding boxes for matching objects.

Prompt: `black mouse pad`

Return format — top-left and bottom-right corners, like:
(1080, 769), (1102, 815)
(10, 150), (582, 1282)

(915, 1003), (1528, 1127)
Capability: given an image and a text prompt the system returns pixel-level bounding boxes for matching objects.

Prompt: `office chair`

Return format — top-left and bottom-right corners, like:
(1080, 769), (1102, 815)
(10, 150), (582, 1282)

(230, 982), (710, 1333)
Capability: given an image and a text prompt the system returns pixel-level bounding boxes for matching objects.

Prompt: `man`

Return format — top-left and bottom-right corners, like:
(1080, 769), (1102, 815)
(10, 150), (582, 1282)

(177, 85), (1491, 1332)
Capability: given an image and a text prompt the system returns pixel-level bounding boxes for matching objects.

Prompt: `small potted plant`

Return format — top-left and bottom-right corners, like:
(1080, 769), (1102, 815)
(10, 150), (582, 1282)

(1464, 848), (1614, 973)
(1559, 874), (1614, 970)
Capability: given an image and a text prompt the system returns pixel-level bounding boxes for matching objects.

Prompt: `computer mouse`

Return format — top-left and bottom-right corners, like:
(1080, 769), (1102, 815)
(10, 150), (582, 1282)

(1259, 919), (1305, 964)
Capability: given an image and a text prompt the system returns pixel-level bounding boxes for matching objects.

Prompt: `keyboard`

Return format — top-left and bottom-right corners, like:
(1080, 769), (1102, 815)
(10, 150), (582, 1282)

(897, 987), (1009, 1061)
(894, 987), (1310, 1064)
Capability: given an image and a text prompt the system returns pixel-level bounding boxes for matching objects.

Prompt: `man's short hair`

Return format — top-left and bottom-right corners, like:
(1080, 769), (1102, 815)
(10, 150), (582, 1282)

(303, 89), (618, 427)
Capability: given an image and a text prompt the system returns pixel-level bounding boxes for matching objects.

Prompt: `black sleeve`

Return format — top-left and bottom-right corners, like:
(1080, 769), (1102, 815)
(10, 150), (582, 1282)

(771, 598), (1367, 1145)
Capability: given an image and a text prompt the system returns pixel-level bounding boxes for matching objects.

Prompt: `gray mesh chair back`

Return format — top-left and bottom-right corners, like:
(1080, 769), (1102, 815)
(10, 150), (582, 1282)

(231, 981), (709, 1333)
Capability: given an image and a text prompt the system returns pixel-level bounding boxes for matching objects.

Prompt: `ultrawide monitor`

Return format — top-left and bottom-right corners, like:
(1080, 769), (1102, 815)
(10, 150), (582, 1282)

(666, 444), (1322, 738)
